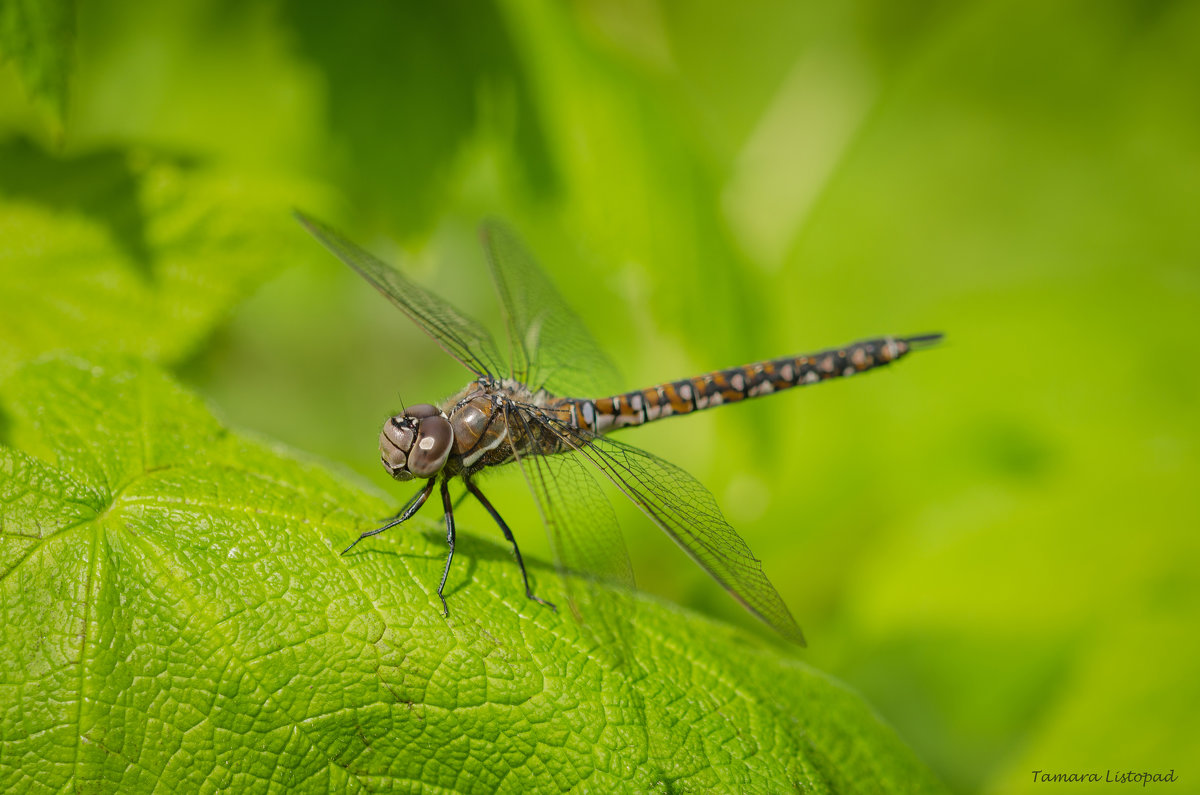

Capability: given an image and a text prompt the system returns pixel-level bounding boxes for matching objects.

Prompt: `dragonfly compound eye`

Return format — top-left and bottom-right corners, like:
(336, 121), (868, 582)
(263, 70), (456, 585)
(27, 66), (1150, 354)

(408, 415), (453, 478)
(404, 403), (441, 419)
(380, 416), (418, 480)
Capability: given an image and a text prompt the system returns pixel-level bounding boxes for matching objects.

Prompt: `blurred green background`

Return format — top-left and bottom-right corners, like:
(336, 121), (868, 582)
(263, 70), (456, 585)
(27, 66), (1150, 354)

(2, 0), (1197, 791)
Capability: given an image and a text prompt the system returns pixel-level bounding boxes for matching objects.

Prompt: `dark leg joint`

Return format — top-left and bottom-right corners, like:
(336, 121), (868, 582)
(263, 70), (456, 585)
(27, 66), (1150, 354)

(437, 477), (456, 617)
(465, 479), (556, 611)
(343, 479), (435, 555)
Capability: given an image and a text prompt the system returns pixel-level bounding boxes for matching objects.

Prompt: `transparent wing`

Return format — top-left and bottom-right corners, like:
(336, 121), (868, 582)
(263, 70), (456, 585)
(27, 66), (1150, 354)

(503, 405), (634, 590)
(538, 413), (806, 645)
(502, 404), (636, 665)
(296, 211), (506, 379)
(480, 220), (621, 397)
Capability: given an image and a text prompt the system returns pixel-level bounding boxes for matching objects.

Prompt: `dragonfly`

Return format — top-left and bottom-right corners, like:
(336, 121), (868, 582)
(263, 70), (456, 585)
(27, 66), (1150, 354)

(296, 211), (941, 645)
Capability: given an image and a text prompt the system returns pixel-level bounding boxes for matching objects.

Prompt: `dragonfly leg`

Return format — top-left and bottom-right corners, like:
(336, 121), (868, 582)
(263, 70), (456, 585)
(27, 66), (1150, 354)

(465, 479), (557, 611)
(375, 481), (437, 524)
(344, 479), (434, 555)
(436, 477), (456, 617)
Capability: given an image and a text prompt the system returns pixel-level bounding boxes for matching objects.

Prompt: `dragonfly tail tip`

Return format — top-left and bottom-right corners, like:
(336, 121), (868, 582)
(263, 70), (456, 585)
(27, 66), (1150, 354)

(903, 332), (945, 349)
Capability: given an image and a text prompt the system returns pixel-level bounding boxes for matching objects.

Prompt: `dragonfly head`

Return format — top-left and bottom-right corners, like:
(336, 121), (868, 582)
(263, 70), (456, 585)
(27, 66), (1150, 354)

(379, 404), (453, 480)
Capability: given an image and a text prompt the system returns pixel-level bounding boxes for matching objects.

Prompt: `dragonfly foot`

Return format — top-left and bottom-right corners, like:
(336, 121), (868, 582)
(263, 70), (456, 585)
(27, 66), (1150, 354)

(341, 535), (367, 556)
(527, 592), (557, 611)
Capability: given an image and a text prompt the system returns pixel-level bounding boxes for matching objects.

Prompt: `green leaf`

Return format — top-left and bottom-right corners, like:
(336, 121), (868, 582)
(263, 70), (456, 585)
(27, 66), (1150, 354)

(0, 138), (322, 378)
(0, 0), (74, 121)
(0, 354), (947, 793)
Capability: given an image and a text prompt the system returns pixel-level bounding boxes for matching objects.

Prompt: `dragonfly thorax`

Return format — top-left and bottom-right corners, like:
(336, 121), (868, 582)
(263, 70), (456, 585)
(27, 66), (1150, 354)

(443, 384), (522, 470)
(448, 394), (496, 456)
(379, 403), (453, 481)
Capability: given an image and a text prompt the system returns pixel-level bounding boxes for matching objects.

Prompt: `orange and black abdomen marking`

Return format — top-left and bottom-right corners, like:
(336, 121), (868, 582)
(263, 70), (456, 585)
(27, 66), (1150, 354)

(557, 334), (942, 434)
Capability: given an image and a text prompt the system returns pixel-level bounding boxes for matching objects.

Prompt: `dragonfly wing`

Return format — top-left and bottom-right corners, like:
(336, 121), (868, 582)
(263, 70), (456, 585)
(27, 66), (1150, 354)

(541, 414), (806, 645)
(502, 408), (648, 725)
(503, 406), (634, 591)
(296, 211), (506, 379)
(480, 220), (621, 397)
(502, 404), (639, 672)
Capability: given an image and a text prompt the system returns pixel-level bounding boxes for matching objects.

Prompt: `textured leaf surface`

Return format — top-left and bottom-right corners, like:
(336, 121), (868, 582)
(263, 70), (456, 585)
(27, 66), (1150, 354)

(0, 355), (946, 793)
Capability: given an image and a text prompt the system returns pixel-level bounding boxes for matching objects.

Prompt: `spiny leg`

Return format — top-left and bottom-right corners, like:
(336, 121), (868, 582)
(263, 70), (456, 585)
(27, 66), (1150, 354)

(376, 481), (436, 524)
(436, 476), (456, 617)
(396, 483), (467, 519)
(343, 479), (435, 555)
(465, 478), (556, 611)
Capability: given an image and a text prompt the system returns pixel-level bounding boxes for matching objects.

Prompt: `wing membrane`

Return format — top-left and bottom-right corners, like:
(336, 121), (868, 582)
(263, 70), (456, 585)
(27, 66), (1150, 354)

(503, 406), (634, 590)
(480, 220), (621, 397)
(503, 404), (637, 667)
(296, 211), (505, 379)
(539, 413), (806, 645)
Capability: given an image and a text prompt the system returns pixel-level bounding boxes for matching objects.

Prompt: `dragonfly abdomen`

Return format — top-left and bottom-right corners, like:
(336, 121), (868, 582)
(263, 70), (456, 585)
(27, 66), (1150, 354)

(564, 334), (941, 433)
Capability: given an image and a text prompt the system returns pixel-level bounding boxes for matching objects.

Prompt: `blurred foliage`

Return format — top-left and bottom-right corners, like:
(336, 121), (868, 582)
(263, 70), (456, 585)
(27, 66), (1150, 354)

(0, 0), (73, 121)
(0, 136), (321, 376)
(1, 0), (1197, 792)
